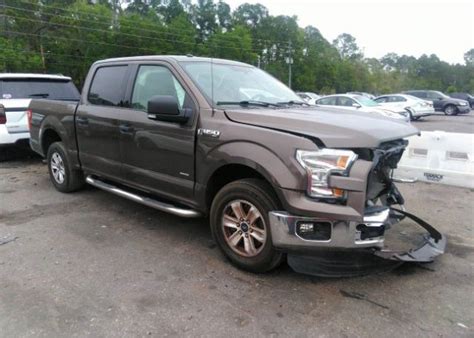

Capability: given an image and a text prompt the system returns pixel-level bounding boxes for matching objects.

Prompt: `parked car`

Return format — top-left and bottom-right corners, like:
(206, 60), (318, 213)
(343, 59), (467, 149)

(449, 92), (474, 109)
(0, 73), (80, 156)
(28, 56), (445, 277)
(403, 90), (470, 115)
(296, 92), (320, 105)
(346, 91), (375, 100)
(315, 94), (410, 122)
(374, 94), (435, 121)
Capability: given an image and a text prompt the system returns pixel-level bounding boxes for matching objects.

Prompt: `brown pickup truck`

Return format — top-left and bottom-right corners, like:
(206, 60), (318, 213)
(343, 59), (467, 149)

(28, 56), (445, 277)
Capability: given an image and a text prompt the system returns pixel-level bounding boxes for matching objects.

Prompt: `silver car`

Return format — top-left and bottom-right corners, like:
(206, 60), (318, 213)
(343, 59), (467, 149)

(316, 94), (410, 122)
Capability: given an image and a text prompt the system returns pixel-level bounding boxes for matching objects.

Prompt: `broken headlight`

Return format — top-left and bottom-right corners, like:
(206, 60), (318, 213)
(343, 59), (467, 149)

(296, 149), (358, 199)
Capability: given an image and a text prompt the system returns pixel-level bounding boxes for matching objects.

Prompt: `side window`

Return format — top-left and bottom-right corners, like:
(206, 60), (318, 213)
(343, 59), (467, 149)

(388, 96), (406, 102)
(375, 97), (387, 103)
(131, 65), (187, 111)
(338, 97), (354, 107)
(88, 66), (128, 106)
(317, 97), (336, 105)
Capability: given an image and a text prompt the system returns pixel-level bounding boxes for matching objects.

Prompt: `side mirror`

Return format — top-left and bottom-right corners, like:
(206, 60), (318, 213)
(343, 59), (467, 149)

(147, 95), (190, 124)
(352, 103), (361, 108)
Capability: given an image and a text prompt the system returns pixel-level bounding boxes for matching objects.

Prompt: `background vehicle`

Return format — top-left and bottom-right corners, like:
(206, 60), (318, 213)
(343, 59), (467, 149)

(27, 56), (444, 277)
(296, 92), (320, 105)
(0, 74), (80, 157)
(346, 91), (375, 100)
(449, 92), (474, 109)
(403, 90), (470, 115)
(374, 94), (435, 121)
(315, 94), (410, 122)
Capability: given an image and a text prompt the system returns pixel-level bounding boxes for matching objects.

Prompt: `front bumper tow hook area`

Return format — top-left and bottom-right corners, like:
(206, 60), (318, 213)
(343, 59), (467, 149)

(284, 208), (446, 278)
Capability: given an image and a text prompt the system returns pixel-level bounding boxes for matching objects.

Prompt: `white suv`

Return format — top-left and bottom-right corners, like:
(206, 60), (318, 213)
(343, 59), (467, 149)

(0, 73), (79, 149)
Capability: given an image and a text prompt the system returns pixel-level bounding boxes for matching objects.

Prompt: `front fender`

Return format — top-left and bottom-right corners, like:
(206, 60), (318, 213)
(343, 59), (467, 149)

(202, 141), (306, 190)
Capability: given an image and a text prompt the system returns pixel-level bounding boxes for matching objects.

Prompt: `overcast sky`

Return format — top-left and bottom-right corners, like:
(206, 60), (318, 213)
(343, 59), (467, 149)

(224, 0), (473, 64)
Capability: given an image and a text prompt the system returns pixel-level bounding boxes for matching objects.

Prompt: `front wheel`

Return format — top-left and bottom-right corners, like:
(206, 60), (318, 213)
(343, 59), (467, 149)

(444, 104), (457, 116)
(210, 178), (284, 273)
(47, 142), (85, 193)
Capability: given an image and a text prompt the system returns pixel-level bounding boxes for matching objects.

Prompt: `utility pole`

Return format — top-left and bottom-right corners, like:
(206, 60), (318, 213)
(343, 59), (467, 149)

(1, 0), (7, 71)
(286, 40), (293, 89)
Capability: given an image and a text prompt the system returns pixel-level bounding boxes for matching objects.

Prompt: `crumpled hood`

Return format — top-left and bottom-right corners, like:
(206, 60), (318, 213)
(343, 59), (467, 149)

(224, 106), (419, 148)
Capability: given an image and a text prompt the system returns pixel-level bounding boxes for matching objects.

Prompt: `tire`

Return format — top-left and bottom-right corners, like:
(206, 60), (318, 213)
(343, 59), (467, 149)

(444, 104), (457, 116)
(210, 178), (284, 273)
(46, 142), (84, 193)
(406, 109), (415, 121)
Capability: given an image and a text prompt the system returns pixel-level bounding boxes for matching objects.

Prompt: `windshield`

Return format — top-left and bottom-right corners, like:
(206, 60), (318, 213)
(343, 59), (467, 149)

(180, 61), (301, 106)
(355, 95), (379, 107)
(0, 79), (80, 100)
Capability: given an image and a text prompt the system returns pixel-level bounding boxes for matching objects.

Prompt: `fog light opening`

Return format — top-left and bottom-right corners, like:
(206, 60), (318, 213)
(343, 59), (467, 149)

(296, 221), (332, 241)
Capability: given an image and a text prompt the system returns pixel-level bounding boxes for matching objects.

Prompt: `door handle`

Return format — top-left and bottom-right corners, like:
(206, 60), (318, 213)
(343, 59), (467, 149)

(119, 124), (134, 134)
(76, 117), (89, 126)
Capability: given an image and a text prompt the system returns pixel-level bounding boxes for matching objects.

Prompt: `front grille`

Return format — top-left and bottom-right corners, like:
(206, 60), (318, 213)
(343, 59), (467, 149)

(366, 139), (407, 202)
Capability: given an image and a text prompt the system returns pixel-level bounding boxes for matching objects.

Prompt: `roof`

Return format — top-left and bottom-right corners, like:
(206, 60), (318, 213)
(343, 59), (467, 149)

(94, 55), (252, 67)
(0, 73), (72, 80)
(320, 94), (361, 99)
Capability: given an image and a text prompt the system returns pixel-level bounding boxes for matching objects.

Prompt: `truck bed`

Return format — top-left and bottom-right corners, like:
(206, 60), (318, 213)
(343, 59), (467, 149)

(29, 99), (80, 158)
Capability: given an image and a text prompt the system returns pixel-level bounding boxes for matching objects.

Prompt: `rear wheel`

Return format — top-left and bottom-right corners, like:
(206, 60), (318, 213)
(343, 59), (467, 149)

(444, 104), (457, 116)
(47, 142), (84, 193)
(210, 178), (283, 273)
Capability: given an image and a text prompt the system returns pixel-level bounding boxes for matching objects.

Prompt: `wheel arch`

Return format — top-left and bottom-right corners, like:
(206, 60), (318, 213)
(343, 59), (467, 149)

(200, 141), (307, 212)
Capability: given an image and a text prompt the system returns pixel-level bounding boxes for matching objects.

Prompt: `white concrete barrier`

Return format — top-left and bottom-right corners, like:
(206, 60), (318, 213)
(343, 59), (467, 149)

(394, 130), (474, 188)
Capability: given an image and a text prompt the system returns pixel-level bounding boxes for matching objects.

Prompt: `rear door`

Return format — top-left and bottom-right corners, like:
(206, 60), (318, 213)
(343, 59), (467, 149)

(76, 64), (130, 180)
(118, 63), (197, 202)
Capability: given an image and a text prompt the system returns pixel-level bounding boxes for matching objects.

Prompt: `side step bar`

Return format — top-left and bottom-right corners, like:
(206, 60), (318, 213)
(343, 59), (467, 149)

(85, 176), (201, 218)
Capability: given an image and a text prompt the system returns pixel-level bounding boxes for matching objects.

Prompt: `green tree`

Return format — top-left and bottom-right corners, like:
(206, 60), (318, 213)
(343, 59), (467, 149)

(332, 33), (363, 60)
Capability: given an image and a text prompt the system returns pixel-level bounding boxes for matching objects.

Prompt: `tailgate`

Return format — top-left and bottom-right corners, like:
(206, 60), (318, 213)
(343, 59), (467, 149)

(0, 99), (31, 134)
(5, 108), (29, 134)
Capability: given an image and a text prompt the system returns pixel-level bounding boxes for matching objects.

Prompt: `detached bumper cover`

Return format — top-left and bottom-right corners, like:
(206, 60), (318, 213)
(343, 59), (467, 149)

(269, 207), (446, 277)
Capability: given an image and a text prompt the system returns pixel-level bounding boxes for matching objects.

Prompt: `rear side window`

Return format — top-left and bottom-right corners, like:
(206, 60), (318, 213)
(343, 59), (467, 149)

(409, 91), (426, 98)
(88, 66), (128, 106)
(0, 79), (80, 100)
(389, 96), (406, 102)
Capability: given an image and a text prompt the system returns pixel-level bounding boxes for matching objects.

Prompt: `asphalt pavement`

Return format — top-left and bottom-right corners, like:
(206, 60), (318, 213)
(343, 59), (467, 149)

(0, 156), (473, 337)
(412, 111), (473, 133)
(0, 110), (473, 337)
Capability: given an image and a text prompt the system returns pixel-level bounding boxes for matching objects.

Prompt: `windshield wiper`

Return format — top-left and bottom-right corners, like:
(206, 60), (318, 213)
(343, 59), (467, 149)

(277, 100), (308, 106)
(28, 93), (50, 98)
(216, 100), (280, 108)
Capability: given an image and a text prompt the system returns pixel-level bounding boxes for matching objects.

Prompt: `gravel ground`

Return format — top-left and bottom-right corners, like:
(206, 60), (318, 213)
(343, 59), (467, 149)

(0, 158), (473, 337)
(412, 110), (473, 133)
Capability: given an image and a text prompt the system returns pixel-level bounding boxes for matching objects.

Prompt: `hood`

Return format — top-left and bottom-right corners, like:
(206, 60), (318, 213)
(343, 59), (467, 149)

(447, 97), (469, 105)
(224, 106), (419, 148)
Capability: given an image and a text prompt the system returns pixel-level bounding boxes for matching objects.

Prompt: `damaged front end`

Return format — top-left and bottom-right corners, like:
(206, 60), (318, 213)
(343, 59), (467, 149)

(270, 139), (446, 277)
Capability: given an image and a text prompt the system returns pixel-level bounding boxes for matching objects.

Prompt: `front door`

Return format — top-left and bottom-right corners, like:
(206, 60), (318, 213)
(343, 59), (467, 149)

(119, 63), (197, 203)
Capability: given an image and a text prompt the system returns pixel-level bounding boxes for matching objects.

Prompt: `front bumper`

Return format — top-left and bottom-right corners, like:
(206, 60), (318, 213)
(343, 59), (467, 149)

(412, 107), (435, 117)
(456, 105), (471, 114)
(269, 206), (446, 276)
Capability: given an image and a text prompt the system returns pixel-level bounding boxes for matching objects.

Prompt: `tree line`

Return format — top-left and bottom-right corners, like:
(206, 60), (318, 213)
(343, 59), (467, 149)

(1, 0), (473, 94)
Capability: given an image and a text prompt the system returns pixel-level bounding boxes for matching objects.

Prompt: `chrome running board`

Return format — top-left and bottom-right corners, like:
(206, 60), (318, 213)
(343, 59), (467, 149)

(85, 176), (201, 218)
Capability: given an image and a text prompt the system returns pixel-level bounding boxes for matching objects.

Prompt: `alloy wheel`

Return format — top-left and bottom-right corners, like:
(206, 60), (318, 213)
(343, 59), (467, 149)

(221, 199), (267, 257)
(50, 152), (66, 184)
